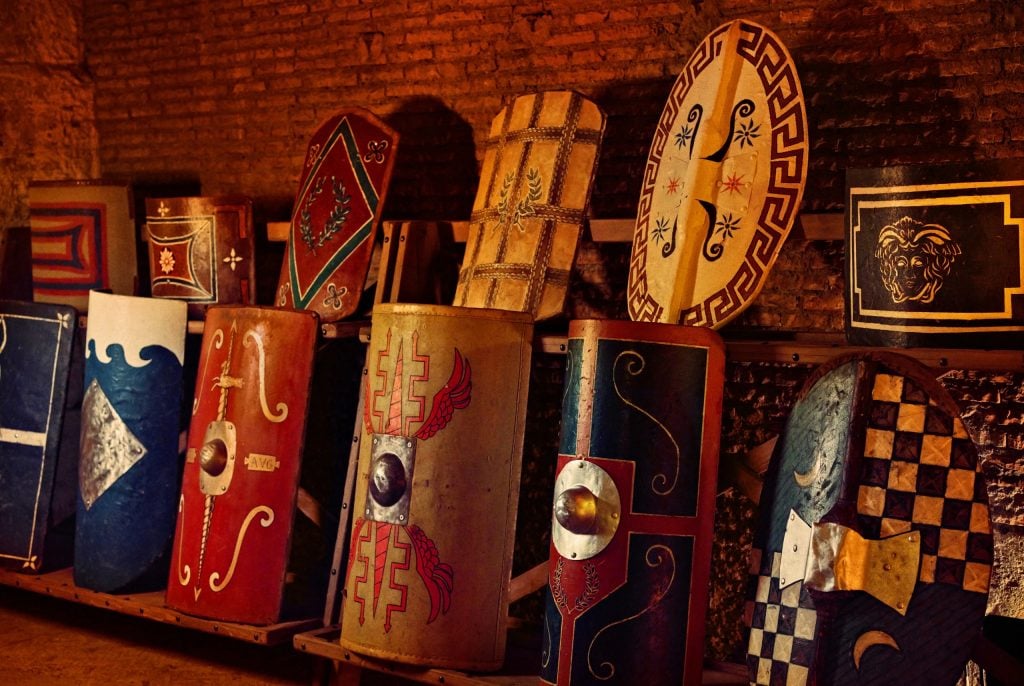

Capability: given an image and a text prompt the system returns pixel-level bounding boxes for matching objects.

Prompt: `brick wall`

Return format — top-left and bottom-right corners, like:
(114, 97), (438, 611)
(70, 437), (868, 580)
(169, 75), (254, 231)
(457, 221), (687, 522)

(0, 0), (98, 230)
(83, 0), (1024, 219)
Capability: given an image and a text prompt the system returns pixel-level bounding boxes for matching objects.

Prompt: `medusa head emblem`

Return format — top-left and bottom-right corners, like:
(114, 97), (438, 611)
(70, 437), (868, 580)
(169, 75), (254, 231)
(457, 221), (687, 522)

(875, 217), (961, 304)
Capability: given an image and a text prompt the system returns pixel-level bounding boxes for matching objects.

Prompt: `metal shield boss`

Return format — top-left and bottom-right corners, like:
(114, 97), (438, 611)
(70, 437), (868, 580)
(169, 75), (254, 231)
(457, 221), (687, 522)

(145, 196), (256, 318)
(75, 292), (187, 592)
(541, 320), (726, 686)
(0, 300), (78, 572)
(166, 306), (317, 625)
(341, 304), (533, 670)
(746, 352), (992, 685)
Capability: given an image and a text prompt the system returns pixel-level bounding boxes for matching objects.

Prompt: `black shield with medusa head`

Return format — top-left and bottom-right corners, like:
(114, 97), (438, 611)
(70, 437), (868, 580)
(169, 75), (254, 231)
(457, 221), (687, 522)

(846, 165), (1024, 348)
(875, 217), (961, 305)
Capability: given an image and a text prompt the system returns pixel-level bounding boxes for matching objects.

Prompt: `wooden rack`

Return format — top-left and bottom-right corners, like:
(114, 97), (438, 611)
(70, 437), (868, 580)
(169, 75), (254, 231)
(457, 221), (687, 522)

(0, 567), (318, 646)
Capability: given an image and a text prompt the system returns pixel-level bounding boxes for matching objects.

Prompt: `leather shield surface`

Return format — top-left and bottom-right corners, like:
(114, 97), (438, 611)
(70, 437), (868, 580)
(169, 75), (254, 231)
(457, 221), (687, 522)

(454, 91), (605, 320)
(0, 300), (77, 571)
(846, 165), (1024, 348)
(540, 320), (725, 686)
(75, 292), (186, 592)
(277, 109), (398, 322)
(746, 352), (991, 685)
(29, 181), (137, 312)
(341, 304), (533, 670)
(627, 20), (808, 328)
(145, 196), (255, 317)
(166, 306), (317, 624)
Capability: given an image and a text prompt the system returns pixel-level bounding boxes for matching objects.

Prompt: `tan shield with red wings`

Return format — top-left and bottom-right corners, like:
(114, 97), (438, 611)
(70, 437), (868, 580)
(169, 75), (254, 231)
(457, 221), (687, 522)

(340, 304), (533, 670)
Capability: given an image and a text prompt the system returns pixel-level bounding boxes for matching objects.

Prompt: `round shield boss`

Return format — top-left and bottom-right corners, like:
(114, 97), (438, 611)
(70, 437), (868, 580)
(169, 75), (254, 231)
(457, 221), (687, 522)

(551, 459), (621, 560)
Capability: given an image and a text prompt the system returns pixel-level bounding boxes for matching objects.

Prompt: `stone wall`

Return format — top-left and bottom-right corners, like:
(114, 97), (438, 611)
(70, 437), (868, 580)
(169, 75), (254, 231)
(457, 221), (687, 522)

(0, 0), (98, 230)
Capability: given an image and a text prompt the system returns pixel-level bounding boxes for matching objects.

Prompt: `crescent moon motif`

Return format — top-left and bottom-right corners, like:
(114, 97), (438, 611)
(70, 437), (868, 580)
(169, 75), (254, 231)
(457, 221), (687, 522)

(852, 629), (900, 670)
(793, 453), (823, 488)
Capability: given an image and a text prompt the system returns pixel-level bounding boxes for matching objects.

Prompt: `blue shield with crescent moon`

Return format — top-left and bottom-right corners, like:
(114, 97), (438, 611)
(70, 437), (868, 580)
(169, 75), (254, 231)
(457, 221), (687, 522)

(74, 291), (187, 592)
(746, 352), (992, 685)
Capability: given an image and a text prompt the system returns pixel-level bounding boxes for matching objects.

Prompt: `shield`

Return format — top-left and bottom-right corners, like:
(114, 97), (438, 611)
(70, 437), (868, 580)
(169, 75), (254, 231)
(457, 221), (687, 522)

(165, 305), (318, 624)
(540, 319), (725, 686)
(277, 109), (398, 321)
(340, 304), (533, 670)
(74, 291), (187, 592)
(145, 196), (256, 317)
(847, 165), (1024, 348)
(746, 352), (992, 685)
(454, 91), (605, 320)
(0, 300), (78, 571)
(29, 181), (137, 312)
(627, 20), (809, 328)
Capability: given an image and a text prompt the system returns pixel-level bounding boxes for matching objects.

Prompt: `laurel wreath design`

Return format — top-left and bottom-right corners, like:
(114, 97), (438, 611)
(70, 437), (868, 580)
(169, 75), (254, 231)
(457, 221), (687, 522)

(496, 167), (543, 232)
(300, 175), (352, 253)
(574, 562), (599, 613)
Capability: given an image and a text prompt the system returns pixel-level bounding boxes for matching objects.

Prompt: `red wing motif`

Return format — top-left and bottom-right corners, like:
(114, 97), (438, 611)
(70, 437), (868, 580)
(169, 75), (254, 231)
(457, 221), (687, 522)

(413, 349), (471, 441)
(408, 524), (454, 623)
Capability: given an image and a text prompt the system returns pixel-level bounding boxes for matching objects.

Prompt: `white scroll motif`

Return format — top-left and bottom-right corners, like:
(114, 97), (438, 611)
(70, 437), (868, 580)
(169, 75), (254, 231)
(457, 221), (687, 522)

(242, 330), (288, 423)
(208, 505), (274, 592)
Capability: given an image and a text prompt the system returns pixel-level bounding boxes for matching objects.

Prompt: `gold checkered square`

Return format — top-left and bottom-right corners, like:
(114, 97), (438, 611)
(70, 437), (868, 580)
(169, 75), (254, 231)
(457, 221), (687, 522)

(865, 428), (894, 459)
(971, 503), (991, 534)
(881, 517), (913, 536)
(897, 402), (926, 433)
(920, 434), (952, 466)
(911, 495), (944, 525)
(946, 469), (975, 501)
(939, 529), (968, 559)
(887, 461), (918, 491)
(964, 562), (991, 593)
(920, 554), (936, 583)
(858, 485), (887, 517)
(873, 373), (903, 402)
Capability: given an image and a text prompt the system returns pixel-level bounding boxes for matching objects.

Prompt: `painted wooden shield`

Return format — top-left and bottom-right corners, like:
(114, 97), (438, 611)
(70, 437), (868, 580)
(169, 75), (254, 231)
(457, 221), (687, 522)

(28, 181), (137, 312)
(340, 304), (533, 670)
(847, 165), (1024, 348)
(74, 292), (187, 593)
(277, 109), (398, 321)
(627, 20), (809, 328)
(540, 320), (725, 686)
(145, 196), (255, 317)
(454, 91), (605, 320)
(746, 352), (991, 685)
(0, 300), (78, 572)
(166, 305), (317, 624)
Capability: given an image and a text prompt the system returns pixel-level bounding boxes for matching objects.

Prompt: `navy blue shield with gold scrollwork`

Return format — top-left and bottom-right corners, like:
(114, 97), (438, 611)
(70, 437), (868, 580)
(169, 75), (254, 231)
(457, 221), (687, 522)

(0, 300), (78, 572)
(541, 319), (725, 686)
